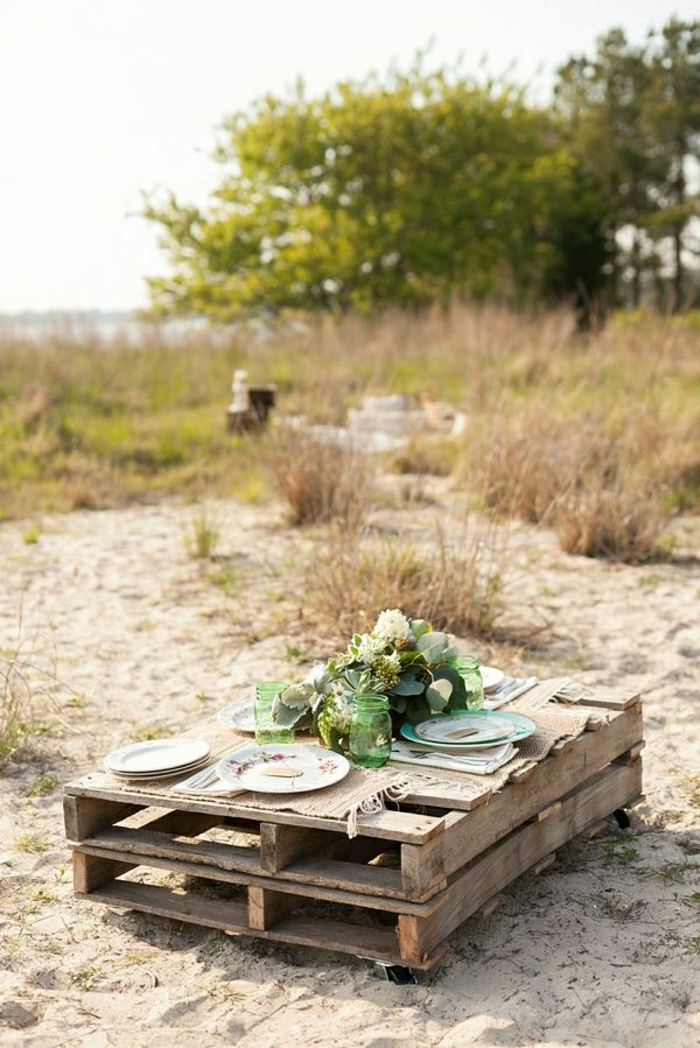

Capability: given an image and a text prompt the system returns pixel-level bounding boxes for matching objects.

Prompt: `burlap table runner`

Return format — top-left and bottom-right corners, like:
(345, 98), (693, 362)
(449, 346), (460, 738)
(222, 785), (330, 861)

(95, 697), (596, 833)
(96, 734), (407, 837)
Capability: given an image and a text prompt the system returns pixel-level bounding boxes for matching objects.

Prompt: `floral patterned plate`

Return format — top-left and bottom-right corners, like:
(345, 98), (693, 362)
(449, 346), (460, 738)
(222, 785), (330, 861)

(215, 744), (350, 794)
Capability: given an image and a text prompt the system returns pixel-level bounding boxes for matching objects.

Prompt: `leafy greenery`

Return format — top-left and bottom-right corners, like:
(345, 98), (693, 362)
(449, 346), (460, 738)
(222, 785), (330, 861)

(145, 18), (699, 319)
(145, 66), (607, 319)
(555, 19), (700, 311)
(273, 609), (472, 750)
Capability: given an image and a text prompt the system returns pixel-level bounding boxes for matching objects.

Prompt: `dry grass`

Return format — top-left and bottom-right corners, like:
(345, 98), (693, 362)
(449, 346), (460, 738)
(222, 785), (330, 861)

(309, 517), (507, 638)
(265, 428), (375, 528)
(554, 478), (665, 560)
(469, 395), (693, 560)
(0, 650), (33, 764)
(1, 306), (698, 570)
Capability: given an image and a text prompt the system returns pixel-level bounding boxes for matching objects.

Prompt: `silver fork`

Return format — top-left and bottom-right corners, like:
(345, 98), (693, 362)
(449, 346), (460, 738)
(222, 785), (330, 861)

(175, 764), (220, 789)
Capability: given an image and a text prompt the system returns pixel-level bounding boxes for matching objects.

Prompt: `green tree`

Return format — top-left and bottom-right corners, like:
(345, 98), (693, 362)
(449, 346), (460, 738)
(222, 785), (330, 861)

(145, 66), (607, 320)
(644, 19), (700, 310)
(555, 29), (660, 308)
(555, 19), (700, 311)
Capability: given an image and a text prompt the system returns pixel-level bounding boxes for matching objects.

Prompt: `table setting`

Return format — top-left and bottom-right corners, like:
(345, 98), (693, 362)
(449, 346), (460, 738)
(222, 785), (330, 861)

(99, 610), (592, 818)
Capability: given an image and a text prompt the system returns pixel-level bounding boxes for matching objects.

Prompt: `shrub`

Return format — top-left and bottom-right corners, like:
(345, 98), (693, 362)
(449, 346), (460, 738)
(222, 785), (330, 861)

(266, 428), (374, 528)
(309, 518), (506, 638)
(554, 477), (667, 561)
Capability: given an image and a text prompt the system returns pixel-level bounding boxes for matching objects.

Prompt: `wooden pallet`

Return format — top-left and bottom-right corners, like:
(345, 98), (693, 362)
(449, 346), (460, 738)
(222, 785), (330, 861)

(64, 698), (643, 970)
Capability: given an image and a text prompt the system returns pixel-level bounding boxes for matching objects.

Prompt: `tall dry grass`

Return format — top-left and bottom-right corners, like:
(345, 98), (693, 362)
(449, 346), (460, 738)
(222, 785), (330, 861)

(1, 306), (698, 563)
(265, 428), (375, 528)
(308, 517), (507, 638)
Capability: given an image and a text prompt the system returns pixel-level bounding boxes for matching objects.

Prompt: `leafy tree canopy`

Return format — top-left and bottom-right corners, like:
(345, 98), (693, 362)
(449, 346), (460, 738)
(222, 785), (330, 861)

(144, 65), (607, 319)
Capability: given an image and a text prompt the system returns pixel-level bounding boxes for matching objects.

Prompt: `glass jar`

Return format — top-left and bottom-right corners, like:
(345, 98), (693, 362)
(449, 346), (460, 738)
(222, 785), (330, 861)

(348, 694), (392, 769)
(455, 656), (484, 710)
(254, 680), (295, 744)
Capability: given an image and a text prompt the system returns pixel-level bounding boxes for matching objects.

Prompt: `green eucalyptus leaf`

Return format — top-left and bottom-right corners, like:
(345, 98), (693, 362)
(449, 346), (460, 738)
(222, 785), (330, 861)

(392, 675), (425, 696)
(402, 697), (432, 726)
(426, 678), (452, 710)
(434, 666), (467, 709)
(416, 633), (448, 663)
(277, 683), (313, 709)
(410, 619), (431, 639)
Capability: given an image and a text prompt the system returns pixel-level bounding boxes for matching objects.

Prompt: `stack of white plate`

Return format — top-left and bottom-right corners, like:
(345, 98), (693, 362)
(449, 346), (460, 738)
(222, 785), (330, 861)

(104, 737), (210, 781)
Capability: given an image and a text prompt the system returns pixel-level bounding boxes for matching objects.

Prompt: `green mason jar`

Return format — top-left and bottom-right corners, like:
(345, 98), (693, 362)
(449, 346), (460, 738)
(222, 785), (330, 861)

(454, 656), (484, 710)
(254, 680), (295, 744)
(348, 694), (392, 769)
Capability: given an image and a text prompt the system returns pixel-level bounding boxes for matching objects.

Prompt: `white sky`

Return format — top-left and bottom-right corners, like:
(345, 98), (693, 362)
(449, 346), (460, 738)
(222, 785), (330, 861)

(1, 0), (697, 313)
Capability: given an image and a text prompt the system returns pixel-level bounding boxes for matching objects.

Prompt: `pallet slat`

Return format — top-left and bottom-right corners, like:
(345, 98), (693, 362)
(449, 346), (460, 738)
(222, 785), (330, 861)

(85, 880), (441, 969)
(396, 759), (642, 965)
(438, 702), (642, 876)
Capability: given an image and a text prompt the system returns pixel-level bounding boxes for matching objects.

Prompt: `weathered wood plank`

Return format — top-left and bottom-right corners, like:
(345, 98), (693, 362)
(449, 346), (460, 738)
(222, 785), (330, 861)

(64, 779), (443, 844)
(85, 880), (441, 968)
(83, 825), (410, 901)
(438, 703), (643, 875)
(397, 759), (642, 965)
(259, 823), (330, 874)
(64, 795), (141, 842)
(480, 894), (505, 917)
(248, 886), (299, 930)
(74, 839), (445, 913)
(73, 851), (134, 893)
(615, 742), (645, 766)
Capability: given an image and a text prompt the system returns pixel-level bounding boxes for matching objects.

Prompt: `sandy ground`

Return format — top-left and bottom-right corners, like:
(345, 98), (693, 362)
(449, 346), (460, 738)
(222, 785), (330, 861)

(0, 485), (699, 1048)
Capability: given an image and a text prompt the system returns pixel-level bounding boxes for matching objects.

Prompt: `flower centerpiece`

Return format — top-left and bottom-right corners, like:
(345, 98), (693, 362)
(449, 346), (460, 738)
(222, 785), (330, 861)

(272, 609), (470, 753)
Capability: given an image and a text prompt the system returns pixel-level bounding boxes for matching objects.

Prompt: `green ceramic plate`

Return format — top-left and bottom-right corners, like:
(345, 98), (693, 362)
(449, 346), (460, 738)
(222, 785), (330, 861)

(401, 710), (536, 749)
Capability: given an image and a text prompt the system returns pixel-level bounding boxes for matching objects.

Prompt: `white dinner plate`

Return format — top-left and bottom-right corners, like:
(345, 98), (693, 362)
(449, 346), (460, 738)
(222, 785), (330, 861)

(104, 737), (210, 775)
(217, 701), (256, 734)
(216, 743), (350, 794)
(106, 758), (209, 781)
(480, 665), (505, 691)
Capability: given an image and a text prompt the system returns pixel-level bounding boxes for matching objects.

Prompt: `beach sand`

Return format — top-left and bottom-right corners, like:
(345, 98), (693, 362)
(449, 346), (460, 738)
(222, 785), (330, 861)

(1, 489), (698, 1047)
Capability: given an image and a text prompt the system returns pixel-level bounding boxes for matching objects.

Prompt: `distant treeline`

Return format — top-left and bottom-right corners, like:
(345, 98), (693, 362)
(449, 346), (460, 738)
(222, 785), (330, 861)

(146, 19), (700, 323)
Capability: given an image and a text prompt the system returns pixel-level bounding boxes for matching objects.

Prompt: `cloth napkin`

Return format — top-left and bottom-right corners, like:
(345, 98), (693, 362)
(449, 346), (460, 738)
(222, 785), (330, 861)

(483, 676), (539, 710)
(389, 741), (517, 776)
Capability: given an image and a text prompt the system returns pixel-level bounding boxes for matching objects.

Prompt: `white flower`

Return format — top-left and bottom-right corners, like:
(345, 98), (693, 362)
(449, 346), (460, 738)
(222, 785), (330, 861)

(385, 650), (401, 670)
(329, 689), (353, 732)
(356, 632), (385, 662)
(374, 609), (412, 644)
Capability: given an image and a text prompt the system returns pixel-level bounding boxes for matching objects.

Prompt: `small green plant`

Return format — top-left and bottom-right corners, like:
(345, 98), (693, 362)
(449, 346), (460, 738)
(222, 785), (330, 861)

(65, 694), (87, 709)
(601, 839), (638, 867)
(646, 861), (700, 884)
(206, 983), (249, 1003)
(26, 773), (58, 797)
(686, 936), (700, 956)
(131, 722), (170, 742)
(207, 561), (237, 595)
(185, 507), (221, 560)
(70, 964), (102, 991)
(22, 521), (42, 544)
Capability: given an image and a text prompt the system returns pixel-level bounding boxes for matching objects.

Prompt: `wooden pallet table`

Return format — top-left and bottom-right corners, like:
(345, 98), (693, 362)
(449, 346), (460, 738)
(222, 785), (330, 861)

(64, 689), (643, 971)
